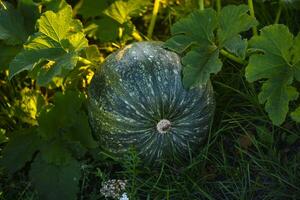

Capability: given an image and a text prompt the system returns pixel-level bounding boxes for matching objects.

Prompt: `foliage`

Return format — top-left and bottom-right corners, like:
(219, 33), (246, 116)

(246, 25), (300, 125)
(164, 5), (257, 87)
(0, 0), (300, 199)
(165, 3), (300, 125)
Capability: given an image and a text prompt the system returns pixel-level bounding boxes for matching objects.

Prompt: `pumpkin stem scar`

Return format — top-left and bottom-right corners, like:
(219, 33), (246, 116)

(157, 119), (171, 133)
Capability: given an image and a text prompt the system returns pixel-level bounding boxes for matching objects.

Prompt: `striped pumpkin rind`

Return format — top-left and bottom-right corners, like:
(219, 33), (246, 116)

(88, 41), (215, 164)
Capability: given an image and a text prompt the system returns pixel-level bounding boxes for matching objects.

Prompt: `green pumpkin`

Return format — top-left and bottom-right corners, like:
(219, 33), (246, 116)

(88, 41), (215, 164)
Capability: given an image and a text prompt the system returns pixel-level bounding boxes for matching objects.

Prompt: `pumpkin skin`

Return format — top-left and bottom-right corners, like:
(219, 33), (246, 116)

(88, 41), (215, 164)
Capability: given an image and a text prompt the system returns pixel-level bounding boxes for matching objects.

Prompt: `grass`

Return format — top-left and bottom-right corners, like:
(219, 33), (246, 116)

(0, 0), (300, 199)
(72, 60), (300, 200)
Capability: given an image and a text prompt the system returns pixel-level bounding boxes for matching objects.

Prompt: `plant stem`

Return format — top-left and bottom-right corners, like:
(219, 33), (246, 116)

(248, 0), (258, 36)
(199, 0), (204, 10)
(77, 56), (96, 67)
(216, 0), (221, 13)
(274, 1), (282, 24)
(220, 49), (247, 65)
(0, 0), (7, 9)
(147, 0), (160, 39)
(132, 30), (143, 41)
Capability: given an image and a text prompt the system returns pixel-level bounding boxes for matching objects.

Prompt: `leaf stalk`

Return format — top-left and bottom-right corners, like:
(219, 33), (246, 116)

(77, 57), (97, 67)
(248, 0), (258, 36)
(199, 0), (204, 11)
(216, 0), (221, 13)
(274, 1), (282, 24)
(0, 0), (7, 10)
(220, 49), (247, 65)
(147, 0), (160, 39)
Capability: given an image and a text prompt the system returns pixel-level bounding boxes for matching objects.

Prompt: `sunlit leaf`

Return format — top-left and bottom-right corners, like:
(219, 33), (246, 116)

(0, 129), (8, 145)
(14, 87), (45, 125)
(104, 0), (149, 24)
(9, 5), (88, 85)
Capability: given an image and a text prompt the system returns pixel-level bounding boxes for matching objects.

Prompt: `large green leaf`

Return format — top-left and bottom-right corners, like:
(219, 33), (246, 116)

(182, 46), (222, 88)
(92, 17), (120, 42)
(164, 9), (218, 88)
(223, 35), (247, 59)
(9, 5), (88, 84)
(292, 33), (300, 81)
(37, 6), (78, 42)
(0, 128), (40, 174)
(246, 25), (300, 125)
(40, 140), (73, 165)
(164, 4), (257, 88)
(217, 5), (257, 47)
(17, 0), (40, 35)
(165, 9), (217, 53)
(77, 0), (111, 19)
(37, 90), (96, 149)
(38, 90), (84, 139)
(0, 2), (28, 45)
(30, 154), (81, 200)
(104, 0), (149, 24)
(0, 42), (22, 70)
(291, 106), (300, 122)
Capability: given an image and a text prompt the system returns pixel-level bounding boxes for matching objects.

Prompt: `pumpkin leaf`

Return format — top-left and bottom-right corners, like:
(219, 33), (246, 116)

(165, 5), (256, 87)
(0, 2), (28, 45)
(76, 0), (111, 19)
(92, 17), (120, 42)
(38, 90), (84, 139)
(13, 87), (45, 125)
(292, 33), (300, 81)
(222, 34), (247, 59)
(291, 106), (300, 122)
(0, 129), (8, 145)
(164, 9), (219, 87)
(29, 154), (81, 200)
(217, 5), (258, 47)
(17, 0), (40, 35)
(40, 140), (73, 165)
(0, 42), (22, 70)
(165, 9), (217, 53)
(182, 46), (222, 88)
(8, 5), (88, 84)
(245, 25), (300, 125)
(84, 45), (101, 64)
(37, 90), (96, 149)
(66, 112), (98, 149)
(0, 128), (41, 174)
(104, 0), (149, 24)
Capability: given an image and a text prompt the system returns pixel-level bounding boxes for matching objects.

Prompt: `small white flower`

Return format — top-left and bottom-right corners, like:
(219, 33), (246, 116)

(119, 193), (129, 200)
(100, 179), (128, 199)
